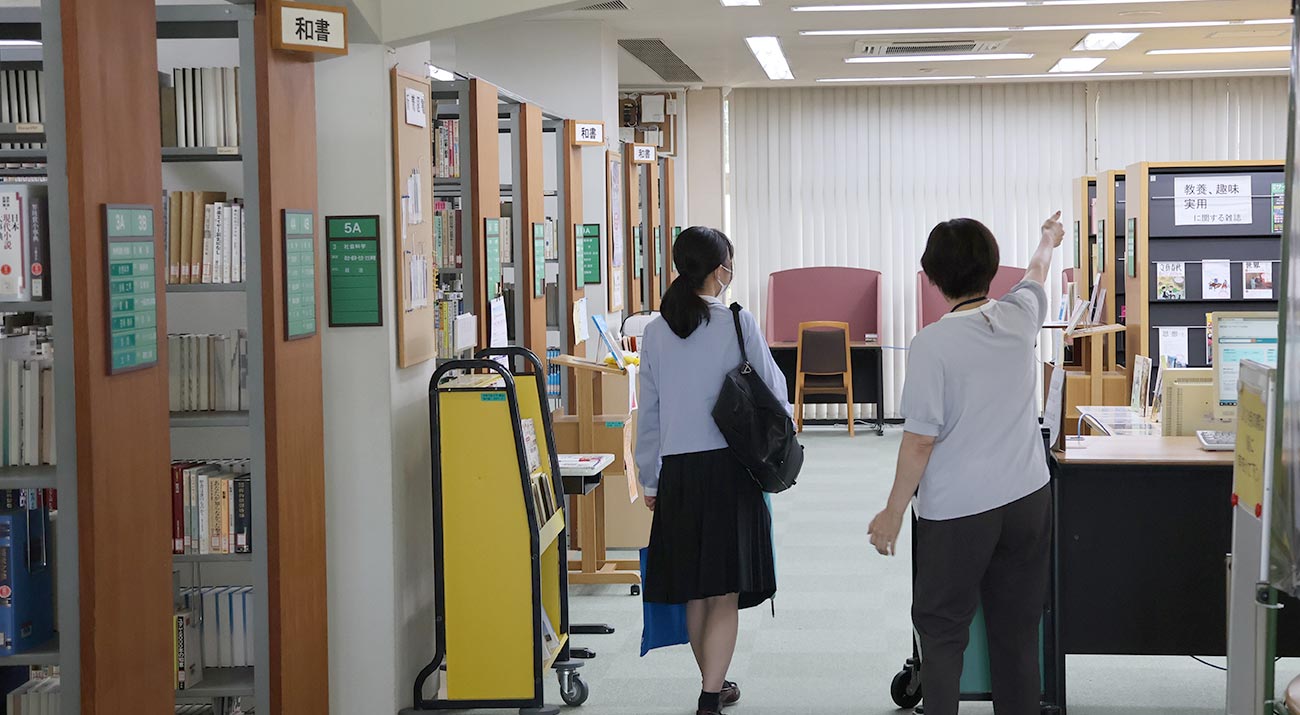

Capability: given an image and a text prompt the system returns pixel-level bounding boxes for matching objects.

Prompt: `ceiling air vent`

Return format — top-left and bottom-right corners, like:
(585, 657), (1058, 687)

(854, 39), (1010, 56)
(619, 39), (704, 83)
(577, 1), (631, 10)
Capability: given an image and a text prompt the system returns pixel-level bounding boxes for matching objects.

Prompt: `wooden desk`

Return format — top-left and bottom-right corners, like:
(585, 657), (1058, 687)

(766, 341), (885, 436)
(1055, 435), (1232, 465)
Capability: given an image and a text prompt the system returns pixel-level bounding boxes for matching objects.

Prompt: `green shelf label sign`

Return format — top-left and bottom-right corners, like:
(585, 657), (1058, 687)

(634, 226), (644, 275)
(1073, 221), (1081, 269)
(104, 205), (158, 374)
(284, 210), (318, 340)
(579, 224), (601, 286)
(654, 226), (663, 277)
(327, 215), (382, 327)
(1126, 217), (1137, 278)
(1097, 220), (1106, 266)
(485, 218), (502, 299)
(533, 222), (546, 298)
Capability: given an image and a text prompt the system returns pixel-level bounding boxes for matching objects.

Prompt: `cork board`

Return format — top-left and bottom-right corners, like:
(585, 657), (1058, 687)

(391, 68), (437, 368)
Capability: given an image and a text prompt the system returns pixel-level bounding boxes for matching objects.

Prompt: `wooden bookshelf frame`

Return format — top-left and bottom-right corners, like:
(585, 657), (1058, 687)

(1096, 170), (1127, 368)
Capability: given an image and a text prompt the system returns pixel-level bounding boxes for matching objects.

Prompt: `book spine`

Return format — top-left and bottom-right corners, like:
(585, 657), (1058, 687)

(0, 515), (13, 655)
(27, 191), (46, 300)
(225, 479), (234, 554)
(209, 476), (222, 554)
(197, 473), (209, 556)
(172, 465), (184, 555)
(182, 468), (192, 554)
(202, 203), (214, 285)
(234, 477), (249, 553)
(174, 613), (185, 689)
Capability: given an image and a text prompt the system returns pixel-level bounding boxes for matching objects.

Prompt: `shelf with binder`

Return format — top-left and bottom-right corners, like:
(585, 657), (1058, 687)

(166, 282), (246, 293)
(0, 301), (54, 313)
(174, 666), (254, 700)
(161, 147), (242, 163)
(0, 636), (59, 667)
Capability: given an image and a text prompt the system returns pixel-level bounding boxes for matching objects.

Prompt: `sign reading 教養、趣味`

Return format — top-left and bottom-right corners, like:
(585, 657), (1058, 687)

(1173, 175), (1253, 227)
(273, 1), (348, 56)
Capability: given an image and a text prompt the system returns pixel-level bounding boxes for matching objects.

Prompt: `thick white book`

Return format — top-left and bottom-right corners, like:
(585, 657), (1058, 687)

(222, 66), (238, 148)
(190, 68), (203, 149)
(220, 203), (233, 284)
(13, 70), (27, 147)
(6, 360), (20, 467)
(231, 584), (247, 666)
(202, 203), (215, 285)
(211, 68), (225, 147)
(244, 587), (255, 665)
(202, 68), (219, 147)
(25, 70), (39, 127)
(197, 334), (210, 411)
(21, 362), (36, 466)
(177, 335), (190, 411)
(202, 587), (220, 666)
(0, 191), (27, 300)
(168, 335), (181, 412)
(218, 586), (235, 667)
(230, 202), (242, 283)
(0, 72), (9, 150)
(172, 69), (186, 148)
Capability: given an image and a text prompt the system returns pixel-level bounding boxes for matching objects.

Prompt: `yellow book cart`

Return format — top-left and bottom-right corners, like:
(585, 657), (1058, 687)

(402, 347), (589, 714)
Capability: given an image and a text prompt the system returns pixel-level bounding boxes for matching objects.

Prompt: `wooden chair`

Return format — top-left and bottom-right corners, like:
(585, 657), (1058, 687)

(795, 321), (854, 436)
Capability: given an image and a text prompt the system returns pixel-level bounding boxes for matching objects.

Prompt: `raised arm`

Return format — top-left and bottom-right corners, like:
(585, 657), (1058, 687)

(1024, 211), (1065, 286)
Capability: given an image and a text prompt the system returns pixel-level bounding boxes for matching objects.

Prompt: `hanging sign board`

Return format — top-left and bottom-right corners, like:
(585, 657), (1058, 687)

(1126, 218), (1138, 278)
(579, 224), (602, 286)
(104, 204), (159, 374)
(326, 215), (382, 327)
(272, 1), (348, 55)
(533, 222), (546, 298)
(569, 121), (605, 147)
(283, 210), (318, 340)
(1174, 175), (1252, 226)
(654, 226), (663, 277)
(485, 218), (502, 298)
(631, 144), (656, 164)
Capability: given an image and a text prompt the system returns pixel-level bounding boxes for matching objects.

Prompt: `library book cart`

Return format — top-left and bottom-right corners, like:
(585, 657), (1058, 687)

(403, 347), (588, 715)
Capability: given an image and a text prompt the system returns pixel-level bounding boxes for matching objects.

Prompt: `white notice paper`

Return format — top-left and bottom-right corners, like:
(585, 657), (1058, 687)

(1043, 364), (1065, 446)
(490, 296), (508, 348)
(1131, 355), (1153, 415)
(1158, 327), (1189, 368)
(640, 94), (666, 123)
(1243, 260), (1274, 299)
(1174, 176), (1252, 226)
(572, 297), (590, 344)
(404, 87), (428, 128)
(1202, 259), (1232, 299)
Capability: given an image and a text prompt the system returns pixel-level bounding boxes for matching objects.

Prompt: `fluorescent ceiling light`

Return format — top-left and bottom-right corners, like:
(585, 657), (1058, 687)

(1148, 46), (1289, 55)
(801, 20), (1292, 37)
(794, 0), (1213, 11)
(1154, 67), (1288, 75)
(1073, 32), (1139, 51)
(427, 64), (455, 81)
(746, 36), (795, 80)
(816, 75), (976, 82)
(846, 52), (1033, 64)
(1050, 56), (1106, 72)
(0, 40), (40, 47)
(721, 0), (761, 5)
(990, 71), (1141, 78)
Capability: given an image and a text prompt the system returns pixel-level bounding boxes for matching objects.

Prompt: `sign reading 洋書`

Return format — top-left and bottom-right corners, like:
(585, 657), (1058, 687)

(104, 205), (159, 374)
(1173, 175), (1253, 226)
(579, 224), (601, 287)
(570, 121), (605, 147)
(327, 216), (382, 328)
(631, 144), (656, 164)
(274, 1), (348, 56)
(283, 210), (317, 340)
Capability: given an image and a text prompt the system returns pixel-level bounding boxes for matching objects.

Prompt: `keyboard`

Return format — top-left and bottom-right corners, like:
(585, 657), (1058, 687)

(1196, 430), (1237, 451)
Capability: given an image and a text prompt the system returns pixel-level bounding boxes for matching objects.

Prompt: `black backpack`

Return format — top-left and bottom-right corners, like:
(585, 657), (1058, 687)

(711, 303), (803, 493)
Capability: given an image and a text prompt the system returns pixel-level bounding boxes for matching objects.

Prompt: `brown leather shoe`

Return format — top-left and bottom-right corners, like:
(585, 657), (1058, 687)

(721, 680), (741, 705)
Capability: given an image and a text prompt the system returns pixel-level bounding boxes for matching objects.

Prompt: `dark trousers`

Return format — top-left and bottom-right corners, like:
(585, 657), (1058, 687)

(913, 484), (1051, 715)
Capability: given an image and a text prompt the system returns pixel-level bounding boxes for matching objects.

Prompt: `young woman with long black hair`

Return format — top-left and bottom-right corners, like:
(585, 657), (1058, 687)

(635, 226), (789, 715)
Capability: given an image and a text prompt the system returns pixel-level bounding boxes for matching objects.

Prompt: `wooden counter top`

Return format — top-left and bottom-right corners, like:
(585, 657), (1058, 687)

(1054, 435), (1233, 466)
(768, 340), (881, 349)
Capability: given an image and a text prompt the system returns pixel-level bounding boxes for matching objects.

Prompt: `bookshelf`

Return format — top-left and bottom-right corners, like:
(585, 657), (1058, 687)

(660, 156), (678, 286)
(1071, 175), (1097, 305)
(1096, 170), (1128, 367)
(1125, 160), (1284, 376)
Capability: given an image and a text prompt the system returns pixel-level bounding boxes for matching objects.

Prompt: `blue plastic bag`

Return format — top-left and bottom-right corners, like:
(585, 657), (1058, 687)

(639, 546), (689, 656)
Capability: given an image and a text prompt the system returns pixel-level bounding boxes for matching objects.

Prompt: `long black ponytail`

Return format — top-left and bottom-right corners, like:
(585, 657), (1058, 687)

(660, 226), (734, 339)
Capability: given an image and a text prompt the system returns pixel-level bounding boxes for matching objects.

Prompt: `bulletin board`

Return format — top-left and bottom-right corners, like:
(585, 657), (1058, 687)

(607, 150), (625, 312)
(390, 68), (437, 368)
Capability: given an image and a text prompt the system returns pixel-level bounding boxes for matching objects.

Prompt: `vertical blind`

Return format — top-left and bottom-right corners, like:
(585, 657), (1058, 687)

(727, 78), (1288, 419)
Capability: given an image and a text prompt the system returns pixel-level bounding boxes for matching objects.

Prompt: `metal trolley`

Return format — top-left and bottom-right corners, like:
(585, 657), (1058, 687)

(891, 428), (1065, 714)
(401, 347), (588, 715)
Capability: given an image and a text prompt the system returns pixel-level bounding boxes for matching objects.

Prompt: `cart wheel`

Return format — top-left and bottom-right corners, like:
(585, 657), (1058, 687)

(630, 584), (641, 597)
(560, 674), (589, 706)
(891, 669), (922, 709)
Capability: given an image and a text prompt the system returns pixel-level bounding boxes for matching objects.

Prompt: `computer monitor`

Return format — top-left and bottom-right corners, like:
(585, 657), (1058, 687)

(1211, 312), (1279, 421)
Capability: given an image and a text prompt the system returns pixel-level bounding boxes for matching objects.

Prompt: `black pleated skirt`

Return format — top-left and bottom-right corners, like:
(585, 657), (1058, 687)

(644, 448), (777, 610)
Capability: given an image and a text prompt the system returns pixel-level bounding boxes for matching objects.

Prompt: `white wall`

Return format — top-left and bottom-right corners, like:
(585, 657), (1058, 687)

(727, 78), (1289, 418)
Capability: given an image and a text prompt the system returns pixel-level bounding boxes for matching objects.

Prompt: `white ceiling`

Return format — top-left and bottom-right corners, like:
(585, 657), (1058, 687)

(547, 0), (1292, 87)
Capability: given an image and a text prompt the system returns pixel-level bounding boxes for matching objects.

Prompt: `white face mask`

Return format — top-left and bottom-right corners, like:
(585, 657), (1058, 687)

(716, 265), (733, 298)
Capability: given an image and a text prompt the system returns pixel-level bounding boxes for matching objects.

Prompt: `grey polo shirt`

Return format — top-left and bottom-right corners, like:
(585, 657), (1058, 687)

(901, 279), (1051, 521)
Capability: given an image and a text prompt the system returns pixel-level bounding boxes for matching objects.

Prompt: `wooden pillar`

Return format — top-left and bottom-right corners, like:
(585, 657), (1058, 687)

(563, 122), (585, 414)
(518, 104), (547, 356)
(470, 79), (501, 348)
(253, 2), (329, 712)
(647, 160), (662, 309)
(623, 144), (642, 313)
(662, 157), (677, 283)
(58, 0), (173, 711)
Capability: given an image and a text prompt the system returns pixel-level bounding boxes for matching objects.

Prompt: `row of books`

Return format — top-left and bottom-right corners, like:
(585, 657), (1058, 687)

(433, 200), (462, 269)
(170, 459), (253, 556)
(433, 117), (460, 178)
(434, 293), (467, 359)
(164, 190), (247, 285)
(175, 704), (252, 715)
(5, 675), (59, 714)
(168, 332), (249, 414)
(0, 359), (55, 467)
(0, 184), (51, 302)
(178, 586), (256, 671)
(0, 498), (55, 657)
(0, 70), (45, 151)
(160, 68), (241, 150)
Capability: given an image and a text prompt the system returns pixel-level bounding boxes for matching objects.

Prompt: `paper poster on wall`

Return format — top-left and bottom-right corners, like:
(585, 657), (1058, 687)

(1159, 327), (1190, 368)
(572, 297), (590, 344)
(1156, 261), (1186, 300)
(1174, 176), (1252, 226)
(489, 296), (507, 348)
(404, 87), (427, 128)
(1244, 261), (1274, 299)
(1202, 260), (1232, 299)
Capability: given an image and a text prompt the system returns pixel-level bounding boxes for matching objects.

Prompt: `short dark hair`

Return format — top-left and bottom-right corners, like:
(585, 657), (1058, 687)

(920, 218), (1000, 300)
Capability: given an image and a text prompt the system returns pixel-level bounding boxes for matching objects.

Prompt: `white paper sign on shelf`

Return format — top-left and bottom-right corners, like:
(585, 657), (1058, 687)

(404, 87), (428, 128)
(1174, 176), (1253, 226)
(572, 297), (590, 344)
(1158, 327), (1190, 368)
(632, 144), (656, 163)
(490, 296), (508, 348)
(571, 121), (605, 146)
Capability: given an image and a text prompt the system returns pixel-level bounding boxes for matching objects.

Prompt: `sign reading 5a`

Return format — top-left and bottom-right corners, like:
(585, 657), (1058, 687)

(273, 1), (349, 56)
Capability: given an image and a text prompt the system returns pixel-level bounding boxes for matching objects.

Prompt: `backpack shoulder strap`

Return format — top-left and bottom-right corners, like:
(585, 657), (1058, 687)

(729, 303), (750, 364)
